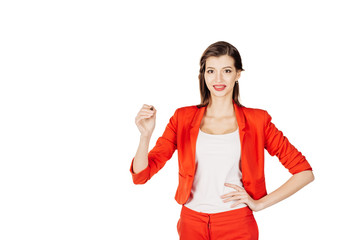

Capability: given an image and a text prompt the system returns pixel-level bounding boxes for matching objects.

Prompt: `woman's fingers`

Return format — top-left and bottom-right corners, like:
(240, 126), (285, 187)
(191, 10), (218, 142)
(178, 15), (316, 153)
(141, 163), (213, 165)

(220, 191), (239, 198)
(223, 196), (239, 202)
(137, 110), (153, 117)
(224, 183), (244, 191)
(135, 105), (156, 123)
(142, 104), (156, 111)
(135, 114), (153, 124)
(137, 113), (153, 118)
(139, 110), (153, 114)
(221, 184), (245, 198)
(134, 104), (156, 136)
(138, 105), (156, 116)
(221, 183), (250, 206)
(135, 108), (155, 119)
(222, 192), (247, 202)
(221, 183), (260, 211)
(231, 200), (245, 208)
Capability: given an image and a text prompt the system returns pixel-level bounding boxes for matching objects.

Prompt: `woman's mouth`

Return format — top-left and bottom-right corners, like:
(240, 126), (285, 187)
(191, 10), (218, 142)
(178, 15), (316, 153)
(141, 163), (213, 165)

(213, 85), (226, 91)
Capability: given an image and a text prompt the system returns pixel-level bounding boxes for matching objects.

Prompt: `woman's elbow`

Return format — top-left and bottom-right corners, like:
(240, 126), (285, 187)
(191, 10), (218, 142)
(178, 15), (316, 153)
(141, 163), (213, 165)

(304, 170), (315, 183)
(295, 170), (315, 184)
(309, 170), (315, 183)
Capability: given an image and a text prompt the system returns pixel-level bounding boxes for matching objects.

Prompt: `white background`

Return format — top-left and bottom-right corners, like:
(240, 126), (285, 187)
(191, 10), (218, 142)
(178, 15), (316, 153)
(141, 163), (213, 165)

(1, 0), (359, 239)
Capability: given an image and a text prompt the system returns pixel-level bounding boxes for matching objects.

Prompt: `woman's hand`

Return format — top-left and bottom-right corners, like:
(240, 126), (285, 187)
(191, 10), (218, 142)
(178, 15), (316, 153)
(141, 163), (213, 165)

(221, 183), (264, 212)
(135, 104), (156, 137)
(222, 171), (314, 213)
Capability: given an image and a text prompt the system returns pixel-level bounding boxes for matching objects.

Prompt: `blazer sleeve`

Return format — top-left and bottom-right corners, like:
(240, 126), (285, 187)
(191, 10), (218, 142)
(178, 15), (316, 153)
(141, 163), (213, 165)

(264, 110), (312, 174)
(129, 108), (178, 184)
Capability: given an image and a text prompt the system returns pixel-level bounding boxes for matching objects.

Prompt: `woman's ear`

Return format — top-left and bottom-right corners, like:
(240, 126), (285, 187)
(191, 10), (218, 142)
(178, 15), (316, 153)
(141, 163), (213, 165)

(236, 70), (241, 80)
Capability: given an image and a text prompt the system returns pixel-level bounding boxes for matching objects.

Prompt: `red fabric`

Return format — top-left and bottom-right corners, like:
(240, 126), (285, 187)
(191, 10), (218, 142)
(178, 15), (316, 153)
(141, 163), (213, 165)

(177, 205), (258, 240)
(130, 100), (312, 204)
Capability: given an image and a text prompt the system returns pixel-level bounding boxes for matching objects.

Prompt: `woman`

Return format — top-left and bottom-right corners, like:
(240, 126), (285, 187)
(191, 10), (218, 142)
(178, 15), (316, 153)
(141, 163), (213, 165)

(130, 41), (314, 240)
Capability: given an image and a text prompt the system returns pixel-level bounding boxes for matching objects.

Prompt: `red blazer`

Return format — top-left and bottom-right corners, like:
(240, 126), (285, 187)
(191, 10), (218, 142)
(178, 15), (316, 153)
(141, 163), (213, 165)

(130, 100), (312, 205)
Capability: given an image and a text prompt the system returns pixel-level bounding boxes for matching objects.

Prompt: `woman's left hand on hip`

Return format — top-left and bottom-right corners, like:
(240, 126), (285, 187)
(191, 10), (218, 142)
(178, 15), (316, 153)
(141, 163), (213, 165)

(221, 183), (263, 212)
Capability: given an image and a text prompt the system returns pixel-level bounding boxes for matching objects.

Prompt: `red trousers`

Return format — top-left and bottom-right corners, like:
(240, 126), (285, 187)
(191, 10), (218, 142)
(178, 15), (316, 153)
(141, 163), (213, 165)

(177, 205), (258, 240)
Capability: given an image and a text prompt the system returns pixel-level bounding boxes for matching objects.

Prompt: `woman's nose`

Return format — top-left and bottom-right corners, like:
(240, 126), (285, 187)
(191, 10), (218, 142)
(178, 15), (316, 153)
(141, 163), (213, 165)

(215, 72), (223, 82)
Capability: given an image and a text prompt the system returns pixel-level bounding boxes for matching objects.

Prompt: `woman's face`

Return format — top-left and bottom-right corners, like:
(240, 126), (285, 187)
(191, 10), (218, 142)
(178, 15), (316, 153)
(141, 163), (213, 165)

(204, 55), (241, 100)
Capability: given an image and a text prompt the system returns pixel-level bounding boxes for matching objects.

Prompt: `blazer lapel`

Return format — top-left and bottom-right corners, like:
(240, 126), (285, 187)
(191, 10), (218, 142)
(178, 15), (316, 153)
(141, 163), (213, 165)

(233, 101), (247, 173)
(188, 106), (205, 176)
(188, 100), (247, 176)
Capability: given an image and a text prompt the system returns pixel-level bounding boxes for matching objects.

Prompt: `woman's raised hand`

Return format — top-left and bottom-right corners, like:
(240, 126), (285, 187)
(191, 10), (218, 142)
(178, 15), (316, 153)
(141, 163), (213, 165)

(135, 104), (156, 137)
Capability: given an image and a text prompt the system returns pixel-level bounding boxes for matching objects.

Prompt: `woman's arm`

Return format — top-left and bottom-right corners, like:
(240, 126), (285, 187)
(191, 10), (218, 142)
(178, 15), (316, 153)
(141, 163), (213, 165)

(222, 170), (314, 211)
(132, 104), (156, 174)
(132, 135), (151, 174)
(130, 108), (178, 184)
(223, 110), (314, 210)
(254, 170), (314, 211)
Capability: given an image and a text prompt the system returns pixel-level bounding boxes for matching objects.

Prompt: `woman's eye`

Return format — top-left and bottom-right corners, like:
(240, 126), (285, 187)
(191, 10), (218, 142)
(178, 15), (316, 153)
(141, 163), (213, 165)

(207, 70), (214, 74)
(225, 69), (232, 73)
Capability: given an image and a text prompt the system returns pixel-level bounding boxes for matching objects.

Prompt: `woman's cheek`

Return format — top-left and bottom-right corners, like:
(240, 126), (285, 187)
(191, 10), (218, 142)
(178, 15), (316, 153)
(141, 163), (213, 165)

(205, 75), (215, 82)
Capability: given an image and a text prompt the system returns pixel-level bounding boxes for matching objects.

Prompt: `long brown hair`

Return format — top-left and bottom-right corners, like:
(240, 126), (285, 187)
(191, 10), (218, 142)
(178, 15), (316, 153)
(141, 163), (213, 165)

(196, 41), (245, 108)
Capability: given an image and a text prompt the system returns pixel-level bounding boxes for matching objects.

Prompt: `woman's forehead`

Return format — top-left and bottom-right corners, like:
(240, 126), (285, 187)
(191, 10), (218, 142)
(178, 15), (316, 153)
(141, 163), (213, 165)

(206, 55), (235, 68)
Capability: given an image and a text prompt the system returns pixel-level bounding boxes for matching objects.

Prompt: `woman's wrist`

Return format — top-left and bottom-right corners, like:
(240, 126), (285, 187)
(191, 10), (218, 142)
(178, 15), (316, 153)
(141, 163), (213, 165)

(140, 133), (152, 141)
(253, 199), (266, 212)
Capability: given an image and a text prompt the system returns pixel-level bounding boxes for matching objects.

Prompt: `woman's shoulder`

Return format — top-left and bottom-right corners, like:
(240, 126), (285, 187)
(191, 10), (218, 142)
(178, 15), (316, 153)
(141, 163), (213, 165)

(241, 106), (275, 127)
(242, 106), (270, 121)
(176, 104), (200, 113)
(242, 106), (267, 115)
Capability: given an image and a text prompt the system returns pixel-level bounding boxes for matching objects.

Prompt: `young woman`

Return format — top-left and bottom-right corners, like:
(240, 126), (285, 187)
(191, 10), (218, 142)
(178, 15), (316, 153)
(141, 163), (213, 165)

(130, 41), (314, 240)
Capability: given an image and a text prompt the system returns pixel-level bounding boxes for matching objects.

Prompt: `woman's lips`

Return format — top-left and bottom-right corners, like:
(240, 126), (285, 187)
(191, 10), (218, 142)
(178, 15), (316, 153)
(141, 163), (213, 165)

(213, 85), (226, 91)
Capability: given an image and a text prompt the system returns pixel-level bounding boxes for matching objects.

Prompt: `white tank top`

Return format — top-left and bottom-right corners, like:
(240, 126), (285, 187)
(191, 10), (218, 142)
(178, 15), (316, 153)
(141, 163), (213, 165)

(183, 127), (247, 213)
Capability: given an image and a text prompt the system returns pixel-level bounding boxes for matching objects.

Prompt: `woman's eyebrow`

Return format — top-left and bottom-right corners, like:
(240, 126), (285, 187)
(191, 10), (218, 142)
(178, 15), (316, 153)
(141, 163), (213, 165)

(206, 66), (233, 69)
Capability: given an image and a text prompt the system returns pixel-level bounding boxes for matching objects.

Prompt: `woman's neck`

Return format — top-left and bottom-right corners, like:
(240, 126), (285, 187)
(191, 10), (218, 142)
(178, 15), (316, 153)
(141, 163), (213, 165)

(206, 98), (235, 118)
